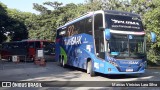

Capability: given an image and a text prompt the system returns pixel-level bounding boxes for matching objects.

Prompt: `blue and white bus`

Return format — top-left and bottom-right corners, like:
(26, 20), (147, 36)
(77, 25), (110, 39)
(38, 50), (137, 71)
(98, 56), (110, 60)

(55, 10), (156, 76)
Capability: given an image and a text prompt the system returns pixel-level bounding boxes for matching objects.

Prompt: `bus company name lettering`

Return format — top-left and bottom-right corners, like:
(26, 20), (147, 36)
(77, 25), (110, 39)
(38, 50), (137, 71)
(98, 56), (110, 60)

(64, 36), (82, 45)
(111, 19), (139, 25)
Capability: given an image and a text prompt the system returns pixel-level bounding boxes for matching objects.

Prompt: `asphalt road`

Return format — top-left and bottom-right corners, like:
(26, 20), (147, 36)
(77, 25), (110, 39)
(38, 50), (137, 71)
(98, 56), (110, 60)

(0, 61), (160, 90)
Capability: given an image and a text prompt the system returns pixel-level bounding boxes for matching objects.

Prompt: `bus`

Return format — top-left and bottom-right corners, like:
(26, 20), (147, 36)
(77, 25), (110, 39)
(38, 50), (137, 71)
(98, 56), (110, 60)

(55, 10), (156, 76)
(1, 40), (55, 62)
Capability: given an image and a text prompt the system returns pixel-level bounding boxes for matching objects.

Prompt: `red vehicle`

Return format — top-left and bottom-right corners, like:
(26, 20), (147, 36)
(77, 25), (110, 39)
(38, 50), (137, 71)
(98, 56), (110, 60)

(0, 40), (55, 62)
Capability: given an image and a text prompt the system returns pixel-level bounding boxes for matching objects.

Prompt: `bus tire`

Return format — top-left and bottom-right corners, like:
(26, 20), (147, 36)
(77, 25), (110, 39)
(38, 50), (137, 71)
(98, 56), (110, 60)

(87, 61), (95, 77)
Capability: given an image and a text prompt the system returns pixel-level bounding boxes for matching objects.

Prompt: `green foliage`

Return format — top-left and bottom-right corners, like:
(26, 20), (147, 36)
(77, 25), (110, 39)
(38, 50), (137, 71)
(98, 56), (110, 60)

(0, 2), (8, 43)
(0, 2), (7, 15)
(6, 9), (29, 41)
(29, 1), (103, 41)
(143, 0), (160, 63)
(101, 0), (125, 10)
(0, 2), (29, 43)
(33, 3), (51, 15)
(43, 1), (63, 10)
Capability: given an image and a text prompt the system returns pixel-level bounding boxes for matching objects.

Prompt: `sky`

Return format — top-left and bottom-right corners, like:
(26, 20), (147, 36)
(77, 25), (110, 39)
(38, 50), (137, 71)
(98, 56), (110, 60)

(0, 0), (85, 14)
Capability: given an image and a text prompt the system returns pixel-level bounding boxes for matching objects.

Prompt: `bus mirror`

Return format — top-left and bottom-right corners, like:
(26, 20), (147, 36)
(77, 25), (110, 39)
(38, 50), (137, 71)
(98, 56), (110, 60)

(150, 32), (156, 43)
(105, 29), (111, 40)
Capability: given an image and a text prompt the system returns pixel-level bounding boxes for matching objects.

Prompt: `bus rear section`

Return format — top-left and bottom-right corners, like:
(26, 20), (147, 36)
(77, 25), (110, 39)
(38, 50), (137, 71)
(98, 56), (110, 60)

(0, 42), (27, 61)
(1, 40), (55, 62)
(22, 40), (55, 62)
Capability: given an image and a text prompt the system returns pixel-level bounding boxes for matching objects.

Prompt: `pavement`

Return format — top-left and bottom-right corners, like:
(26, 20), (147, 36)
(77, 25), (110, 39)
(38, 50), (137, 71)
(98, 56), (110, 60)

(1, 60), (160, 90)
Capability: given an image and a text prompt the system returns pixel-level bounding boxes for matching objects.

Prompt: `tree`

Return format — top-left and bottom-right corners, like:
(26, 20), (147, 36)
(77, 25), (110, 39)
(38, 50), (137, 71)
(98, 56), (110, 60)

(33, 3), (51, 15)
(6, 9), (29, 41)
(0, 2), (8, 43)
(43, 1), (63, 10)
(143, 0), (160, 63)
(0, 2), (31, 43)
(101, 0), (123, 10)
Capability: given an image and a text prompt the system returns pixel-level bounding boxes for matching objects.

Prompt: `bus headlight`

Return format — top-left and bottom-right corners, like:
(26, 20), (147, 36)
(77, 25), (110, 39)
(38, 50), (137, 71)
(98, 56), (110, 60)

(140, 61), (147, 67)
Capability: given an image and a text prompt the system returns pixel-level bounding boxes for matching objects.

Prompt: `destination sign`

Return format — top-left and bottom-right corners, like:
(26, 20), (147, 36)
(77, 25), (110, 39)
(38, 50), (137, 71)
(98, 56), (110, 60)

(105, 14), (143, 32)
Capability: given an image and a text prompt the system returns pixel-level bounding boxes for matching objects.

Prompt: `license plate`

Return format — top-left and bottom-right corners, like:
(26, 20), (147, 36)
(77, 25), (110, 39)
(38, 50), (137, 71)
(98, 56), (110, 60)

(126, 68), (133, 72)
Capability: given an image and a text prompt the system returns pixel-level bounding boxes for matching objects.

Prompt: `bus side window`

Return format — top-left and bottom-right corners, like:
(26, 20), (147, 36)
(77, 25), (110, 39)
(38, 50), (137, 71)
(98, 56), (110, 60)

(43, 42), (50, 48)
(85, 17), (92, 35)
(67, 25), (74, 37)
(78, 19), (85, 34)
(35, 41), (40, 48)
(43, 42), (55, 55)
(29, 42), (34, 48)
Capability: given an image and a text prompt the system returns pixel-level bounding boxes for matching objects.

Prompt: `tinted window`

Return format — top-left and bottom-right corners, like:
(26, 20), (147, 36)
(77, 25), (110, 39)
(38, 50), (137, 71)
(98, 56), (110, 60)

(105, 14), (143, 31)
(63, 16), (93, 37)
(108, 34), (145, 58)
(94, 14), (104, 59)
(29, 42), (34, 48)
(85, 17), (92, 35)
(66, 24), (76, 37)
(94, 14), (103, 30)
(78, 19), (85, 34)
(35, 41), (40, 48)
(77, 17), (93, 35)
(44, 42), (55, 55)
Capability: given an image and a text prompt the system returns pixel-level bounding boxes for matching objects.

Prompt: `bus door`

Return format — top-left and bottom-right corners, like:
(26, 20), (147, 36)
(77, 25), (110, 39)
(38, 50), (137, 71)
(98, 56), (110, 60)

(94, 13), (105, 59)
(94, 13), (105, 72)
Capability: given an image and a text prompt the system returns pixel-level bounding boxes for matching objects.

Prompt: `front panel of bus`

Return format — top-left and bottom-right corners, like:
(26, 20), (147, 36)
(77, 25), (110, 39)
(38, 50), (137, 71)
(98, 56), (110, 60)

(106, 13), (146, 74)
(93, 12), (146, 74)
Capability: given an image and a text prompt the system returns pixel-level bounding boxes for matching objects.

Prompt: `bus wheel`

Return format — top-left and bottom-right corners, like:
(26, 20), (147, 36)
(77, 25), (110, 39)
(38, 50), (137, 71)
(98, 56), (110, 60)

(87, 61), (95, 77)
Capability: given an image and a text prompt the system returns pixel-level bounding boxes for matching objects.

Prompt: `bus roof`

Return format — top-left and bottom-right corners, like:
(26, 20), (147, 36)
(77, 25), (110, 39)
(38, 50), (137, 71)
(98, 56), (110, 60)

(2, 40), (52, 44)
(21, 39), (51, 42)
(104, 10), (140, 17)
(57, 10), (140, 30)
(57, 12), (94, 30)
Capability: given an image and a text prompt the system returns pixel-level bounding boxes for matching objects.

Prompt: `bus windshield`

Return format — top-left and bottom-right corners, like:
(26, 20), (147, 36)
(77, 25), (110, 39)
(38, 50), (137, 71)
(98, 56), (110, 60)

(108, 34), (146, 59)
